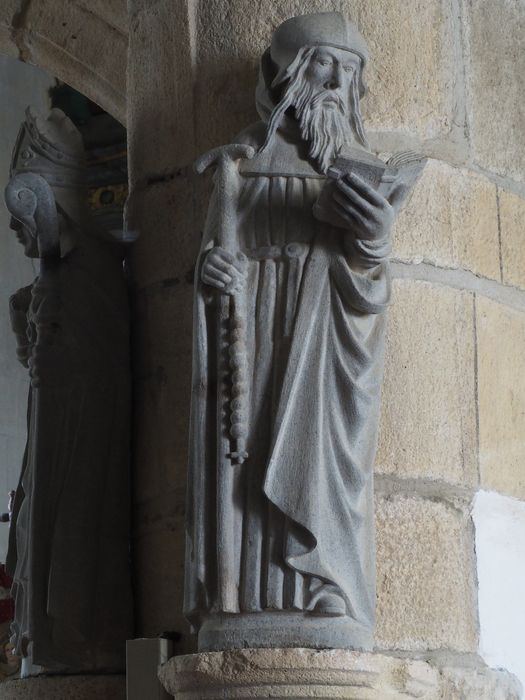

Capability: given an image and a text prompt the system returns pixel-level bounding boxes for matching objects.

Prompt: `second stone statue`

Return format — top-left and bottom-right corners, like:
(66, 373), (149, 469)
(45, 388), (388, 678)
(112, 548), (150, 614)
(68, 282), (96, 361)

(185, 12), (424, 651)
(4, 107), (134, 676)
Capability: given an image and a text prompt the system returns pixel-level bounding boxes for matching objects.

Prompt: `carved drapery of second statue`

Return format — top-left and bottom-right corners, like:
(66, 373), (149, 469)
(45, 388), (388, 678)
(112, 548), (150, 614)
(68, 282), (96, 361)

(4, 108), (133, 674)
(185, 13), (424, 651)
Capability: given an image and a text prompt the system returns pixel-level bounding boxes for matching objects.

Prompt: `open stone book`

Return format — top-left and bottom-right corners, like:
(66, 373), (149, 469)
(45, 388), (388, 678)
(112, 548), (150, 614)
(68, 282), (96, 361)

(313, 147), (427, 229)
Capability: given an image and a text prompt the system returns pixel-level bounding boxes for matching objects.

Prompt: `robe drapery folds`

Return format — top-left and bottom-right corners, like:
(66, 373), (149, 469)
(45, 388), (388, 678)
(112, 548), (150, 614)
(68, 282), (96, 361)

(185, 122), (391, 648)
(7, 232), (133, 672)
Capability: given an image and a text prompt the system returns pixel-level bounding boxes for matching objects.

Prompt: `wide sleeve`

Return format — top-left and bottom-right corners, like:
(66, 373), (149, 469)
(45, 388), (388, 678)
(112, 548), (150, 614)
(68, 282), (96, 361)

(330, 232), (391, 315)
(348, 234), (392, 268)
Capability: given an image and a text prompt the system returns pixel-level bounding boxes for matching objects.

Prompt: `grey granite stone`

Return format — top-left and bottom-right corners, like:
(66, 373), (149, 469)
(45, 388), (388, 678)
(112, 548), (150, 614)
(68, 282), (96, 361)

(185, 12), (424, 652)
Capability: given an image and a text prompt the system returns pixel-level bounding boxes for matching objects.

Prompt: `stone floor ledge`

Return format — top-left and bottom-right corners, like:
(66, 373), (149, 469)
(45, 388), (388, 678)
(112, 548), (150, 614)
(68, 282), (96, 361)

(0, 674), (126, 699)
(158, 648), (522, 699)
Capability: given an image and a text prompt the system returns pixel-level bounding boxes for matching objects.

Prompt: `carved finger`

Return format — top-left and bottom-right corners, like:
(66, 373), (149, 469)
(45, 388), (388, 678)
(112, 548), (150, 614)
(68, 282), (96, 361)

(203, 264), (233, 285)
(210, 247), (242, 267)
(215, 248), (236, 263)
(345, 172), (387, 208)
(335, 177), (375, 215)
(202, 272), (227, 289)
(208, 255), (234, 274)
(209, 254), (245, 276)
(220, 250), (247, 273)
(333, 187), (378, 221)
(332, 199), (363, 229)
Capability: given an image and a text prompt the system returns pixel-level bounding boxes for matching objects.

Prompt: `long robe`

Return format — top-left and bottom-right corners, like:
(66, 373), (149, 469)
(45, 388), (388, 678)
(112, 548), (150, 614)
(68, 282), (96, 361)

(7, 226), (133, 672)
(185, 124), (391, 650)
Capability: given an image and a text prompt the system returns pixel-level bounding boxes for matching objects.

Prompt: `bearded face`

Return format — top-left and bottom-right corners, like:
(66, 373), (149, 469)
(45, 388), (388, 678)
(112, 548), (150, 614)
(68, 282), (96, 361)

(292, 74), (355, 174)
(293, 47), (361, 173)
(262, 46), (367, 173)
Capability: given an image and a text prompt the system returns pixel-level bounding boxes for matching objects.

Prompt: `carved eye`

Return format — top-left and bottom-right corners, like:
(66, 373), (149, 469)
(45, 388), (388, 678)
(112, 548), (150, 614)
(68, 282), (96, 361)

(317, 58), (332, 67)
(343, 65), (354, 73)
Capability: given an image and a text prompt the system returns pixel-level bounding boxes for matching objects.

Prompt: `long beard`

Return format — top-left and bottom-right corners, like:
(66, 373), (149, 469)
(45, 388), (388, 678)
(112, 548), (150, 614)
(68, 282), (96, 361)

(293, 81), (354, 173)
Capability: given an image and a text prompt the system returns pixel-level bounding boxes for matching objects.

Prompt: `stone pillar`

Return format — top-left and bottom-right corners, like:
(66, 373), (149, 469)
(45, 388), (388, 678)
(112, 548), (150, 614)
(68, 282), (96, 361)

(126, 0), (198, 652)
(125, 0), (525, 697)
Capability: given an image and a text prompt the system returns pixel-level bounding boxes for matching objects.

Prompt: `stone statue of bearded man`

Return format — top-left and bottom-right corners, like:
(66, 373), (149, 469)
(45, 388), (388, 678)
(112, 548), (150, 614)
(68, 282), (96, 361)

(185, 12), (415, 652)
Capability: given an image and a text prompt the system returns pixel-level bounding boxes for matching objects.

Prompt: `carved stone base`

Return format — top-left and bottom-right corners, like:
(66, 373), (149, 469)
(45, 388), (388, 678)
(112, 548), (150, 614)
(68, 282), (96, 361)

(158, 648), (522, 699)
(198, 612), (372, 652)
(0, 674), (126, 699)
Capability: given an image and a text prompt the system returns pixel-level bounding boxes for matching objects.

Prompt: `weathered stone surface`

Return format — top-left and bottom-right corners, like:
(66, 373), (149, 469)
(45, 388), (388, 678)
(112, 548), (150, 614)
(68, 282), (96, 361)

(477, 296), (525, 500)
(127, 0), (196, 182)
(464, 0), (525, 182)
(75, 0), (127, 35)
(0, 0), (22, 32)
(126, 1), (200, 647)
(0, 675), (125, 699)
(499, 188), (525, 290)
(376, 280), (478, 486)
(0, 1), (24, 58)
(159, 648), (521, 699)
(128, 178), (200, 290)
(24, 0), (126, 122)
(376, 495), (478, 652)
(0, 27), (18, 59)
(0, 1), (127, 120)
(393, 160), (500, 281)
(195, 0), (463, 152)
(134, 524), (189, 650)
(132, 287), (192, 647)
(0, 0), (127, 123)
(439, 665), (522, 700)
(132, 283), (193, 495)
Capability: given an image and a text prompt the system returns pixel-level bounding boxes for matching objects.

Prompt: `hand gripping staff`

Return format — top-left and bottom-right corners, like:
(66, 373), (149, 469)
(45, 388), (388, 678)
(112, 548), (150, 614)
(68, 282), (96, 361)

(194, 144), (255, 467)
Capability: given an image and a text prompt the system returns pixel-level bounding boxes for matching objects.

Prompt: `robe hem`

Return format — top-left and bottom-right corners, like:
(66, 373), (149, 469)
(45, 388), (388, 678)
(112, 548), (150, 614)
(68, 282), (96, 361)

(197, 611), (373, 652)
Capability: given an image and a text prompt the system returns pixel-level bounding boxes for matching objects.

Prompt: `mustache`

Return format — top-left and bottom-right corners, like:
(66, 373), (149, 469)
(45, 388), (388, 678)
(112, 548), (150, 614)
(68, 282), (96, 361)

(310, 89), (347, 114)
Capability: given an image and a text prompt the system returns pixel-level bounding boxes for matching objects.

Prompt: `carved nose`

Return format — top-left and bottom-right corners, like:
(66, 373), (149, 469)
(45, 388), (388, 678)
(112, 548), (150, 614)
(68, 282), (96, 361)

(326, 64), (343, 90)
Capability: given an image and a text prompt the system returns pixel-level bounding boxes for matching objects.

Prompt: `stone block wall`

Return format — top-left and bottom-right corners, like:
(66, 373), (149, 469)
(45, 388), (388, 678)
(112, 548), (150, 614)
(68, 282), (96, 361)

(126, 1), (525, 692)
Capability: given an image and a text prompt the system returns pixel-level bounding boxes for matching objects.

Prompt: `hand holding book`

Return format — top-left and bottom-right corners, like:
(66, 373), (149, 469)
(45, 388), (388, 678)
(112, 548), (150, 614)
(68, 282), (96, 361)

(313, 148), (427, 239)
(330, 171), (402, 241)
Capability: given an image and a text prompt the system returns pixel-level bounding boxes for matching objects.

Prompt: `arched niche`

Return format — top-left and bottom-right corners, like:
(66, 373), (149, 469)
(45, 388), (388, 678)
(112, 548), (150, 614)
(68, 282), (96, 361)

(0, 0), (127, 124)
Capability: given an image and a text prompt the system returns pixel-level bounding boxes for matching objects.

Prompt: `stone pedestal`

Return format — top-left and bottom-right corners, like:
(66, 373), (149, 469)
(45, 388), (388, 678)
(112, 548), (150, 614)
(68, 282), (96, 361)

(0, 675), (125, 699)
(158, 648), (522, 699)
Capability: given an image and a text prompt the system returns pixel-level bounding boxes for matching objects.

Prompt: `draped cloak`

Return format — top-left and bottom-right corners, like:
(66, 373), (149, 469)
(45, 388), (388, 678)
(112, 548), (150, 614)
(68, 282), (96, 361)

(7, 227), (133, 672)
(185, 119), (391, 650)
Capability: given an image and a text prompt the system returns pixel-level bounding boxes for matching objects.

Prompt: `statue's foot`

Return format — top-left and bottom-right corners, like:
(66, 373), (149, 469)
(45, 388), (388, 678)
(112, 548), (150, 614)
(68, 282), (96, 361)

(311, 592), (346, 617)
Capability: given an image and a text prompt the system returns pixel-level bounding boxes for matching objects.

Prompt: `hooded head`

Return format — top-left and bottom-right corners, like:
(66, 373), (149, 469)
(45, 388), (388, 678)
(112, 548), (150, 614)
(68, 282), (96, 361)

(8, 107), (88, 256)
(270, 12), (368, 97)
(257, 12), (370, 173)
